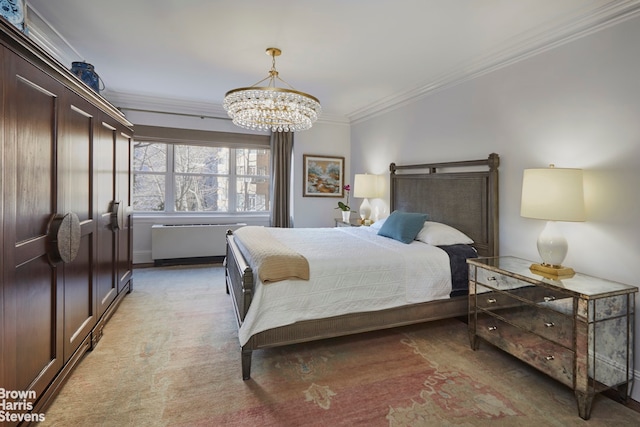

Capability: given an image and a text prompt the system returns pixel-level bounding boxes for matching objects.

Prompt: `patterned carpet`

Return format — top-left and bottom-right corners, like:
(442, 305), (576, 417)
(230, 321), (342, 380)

(39, 265), (640, 426)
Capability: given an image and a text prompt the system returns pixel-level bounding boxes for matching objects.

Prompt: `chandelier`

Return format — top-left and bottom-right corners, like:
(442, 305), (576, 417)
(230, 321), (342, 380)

(223, 48), (321, 132)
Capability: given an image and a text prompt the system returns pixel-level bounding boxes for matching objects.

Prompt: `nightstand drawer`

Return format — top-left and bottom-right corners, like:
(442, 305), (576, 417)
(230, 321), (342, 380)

(475, 269), (570, 306)
(476, 313), (574, 387)
(475, 287), (574, 348)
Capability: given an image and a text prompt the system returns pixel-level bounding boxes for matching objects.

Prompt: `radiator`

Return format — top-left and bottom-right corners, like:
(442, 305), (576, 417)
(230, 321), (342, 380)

(151, 223), (245, 260)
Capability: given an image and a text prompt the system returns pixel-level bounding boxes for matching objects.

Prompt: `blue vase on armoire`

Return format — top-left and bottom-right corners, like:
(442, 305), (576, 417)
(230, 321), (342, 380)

(70, 61), (103, 93)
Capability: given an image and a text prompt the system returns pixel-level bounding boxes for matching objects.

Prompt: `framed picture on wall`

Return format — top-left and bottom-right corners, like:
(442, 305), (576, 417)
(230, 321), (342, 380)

(303, 154), (345, 197)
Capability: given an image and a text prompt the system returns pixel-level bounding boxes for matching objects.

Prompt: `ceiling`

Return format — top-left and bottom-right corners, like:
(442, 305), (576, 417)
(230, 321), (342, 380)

(25, 0), (639, 123)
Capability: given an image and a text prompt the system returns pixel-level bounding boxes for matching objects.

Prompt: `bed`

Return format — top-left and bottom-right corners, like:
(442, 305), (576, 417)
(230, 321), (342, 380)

(225, 153), (500, 379)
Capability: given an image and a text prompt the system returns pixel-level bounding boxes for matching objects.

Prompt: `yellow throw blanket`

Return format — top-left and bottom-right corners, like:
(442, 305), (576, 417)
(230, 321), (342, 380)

(233, 226), (310, 283)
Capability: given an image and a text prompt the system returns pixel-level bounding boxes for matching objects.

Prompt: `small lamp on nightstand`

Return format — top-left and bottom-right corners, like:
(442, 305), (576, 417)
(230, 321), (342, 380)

(520, 165), (585, 277)
(354, 173), (380, 223)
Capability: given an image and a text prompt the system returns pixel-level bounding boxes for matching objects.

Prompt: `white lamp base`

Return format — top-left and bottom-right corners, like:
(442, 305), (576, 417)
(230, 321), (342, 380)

(530, 263), (575, 278)
(359, 198), (372, 220)
(533, 221), (574, 278)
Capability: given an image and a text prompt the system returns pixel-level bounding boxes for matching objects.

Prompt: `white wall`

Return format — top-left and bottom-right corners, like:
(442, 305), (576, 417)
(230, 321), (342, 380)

(292, 121), (352, 228)
(351, 16), (640, 400)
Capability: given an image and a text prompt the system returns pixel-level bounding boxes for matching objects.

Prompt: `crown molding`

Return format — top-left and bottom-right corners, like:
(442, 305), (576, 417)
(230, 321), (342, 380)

(104, 90), (229, 118)
(348, 0), (640, 124)
(25, 4), (83, 66)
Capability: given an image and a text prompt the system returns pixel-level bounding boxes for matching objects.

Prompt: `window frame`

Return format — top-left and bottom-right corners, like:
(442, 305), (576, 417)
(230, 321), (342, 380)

(132, 126), (271, 216)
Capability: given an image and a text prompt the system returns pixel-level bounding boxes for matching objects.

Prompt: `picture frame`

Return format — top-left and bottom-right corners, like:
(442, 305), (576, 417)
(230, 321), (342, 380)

(303, 154), (345, 197)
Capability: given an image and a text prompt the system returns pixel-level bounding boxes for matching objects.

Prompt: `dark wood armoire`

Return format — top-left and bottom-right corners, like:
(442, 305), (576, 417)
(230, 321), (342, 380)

(1, 19), (133, 425)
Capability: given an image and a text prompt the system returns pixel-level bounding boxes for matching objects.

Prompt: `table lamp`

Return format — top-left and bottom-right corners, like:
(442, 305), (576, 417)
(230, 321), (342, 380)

(520, 165), (585, 277)
(354, 174), (380, 221)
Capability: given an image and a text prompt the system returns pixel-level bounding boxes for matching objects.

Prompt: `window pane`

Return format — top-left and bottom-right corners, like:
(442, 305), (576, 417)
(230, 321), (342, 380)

(175, 175), (228, 212)
(133, 174), (165, 211)
(236, 148), (269, 176)
(174, 145), (229, 174)
(236, 177), (269, 212)
(133, 142), (167, 172)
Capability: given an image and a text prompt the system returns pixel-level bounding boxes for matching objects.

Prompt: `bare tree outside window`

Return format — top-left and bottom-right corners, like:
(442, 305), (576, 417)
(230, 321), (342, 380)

(174, 145), (229, 212)
(133, 142), (166, 211)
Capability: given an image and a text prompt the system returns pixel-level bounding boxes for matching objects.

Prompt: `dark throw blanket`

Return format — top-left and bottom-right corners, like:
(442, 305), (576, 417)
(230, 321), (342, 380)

(438, 244), (478, 297)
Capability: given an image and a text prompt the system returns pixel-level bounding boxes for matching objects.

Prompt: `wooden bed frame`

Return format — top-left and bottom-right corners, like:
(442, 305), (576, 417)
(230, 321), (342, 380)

(225, 153), (500, 379)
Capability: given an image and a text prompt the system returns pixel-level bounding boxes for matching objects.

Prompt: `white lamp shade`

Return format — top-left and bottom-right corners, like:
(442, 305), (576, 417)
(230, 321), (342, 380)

(353, 174), (380, 198)
(520, 167), (585, 222)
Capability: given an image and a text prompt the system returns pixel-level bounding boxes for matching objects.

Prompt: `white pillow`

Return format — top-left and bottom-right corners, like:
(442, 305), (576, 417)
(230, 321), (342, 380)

(369, 216), (387, 230)
(415, 221), (473, 245)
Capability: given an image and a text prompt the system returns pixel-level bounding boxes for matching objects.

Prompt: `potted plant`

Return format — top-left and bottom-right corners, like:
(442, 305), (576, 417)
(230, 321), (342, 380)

(336, 184), (355, 222)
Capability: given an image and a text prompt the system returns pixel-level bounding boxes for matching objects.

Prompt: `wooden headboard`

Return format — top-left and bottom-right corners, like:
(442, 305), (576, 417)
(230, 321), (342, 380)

(390, 153), (499, 257)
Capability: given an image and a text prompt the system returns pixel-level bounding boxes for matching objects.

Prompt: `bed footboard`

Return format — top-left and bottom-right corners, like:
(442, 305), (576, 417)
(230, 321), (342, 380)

(225, 230), (256, 380)
(225, 231), (254, 324)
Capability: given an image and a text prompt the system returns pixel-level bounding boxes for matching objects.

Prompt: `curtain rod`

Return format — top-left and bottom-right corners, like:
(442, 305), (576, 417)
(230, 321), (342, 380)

(118, 107), (230, 121)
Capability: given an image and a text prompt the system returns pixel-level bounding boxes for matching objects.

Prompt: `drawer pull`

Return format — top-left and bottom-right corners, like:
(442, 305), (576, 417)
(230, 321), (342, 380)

(545, 355), (555, 361)
(488, 326), (497, 331)
(487, 276), (497, 281)
(543, 296), (556, 302)
(544, 322), (555, 328)
(487, 298), (497, 304)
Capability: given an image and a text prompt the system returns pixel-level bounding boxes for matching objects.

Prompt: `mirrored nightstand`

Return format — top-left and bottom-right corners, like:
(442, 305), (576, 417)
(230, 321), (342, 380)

(468, 256), (638, 420)
(334, 219), (361, 227)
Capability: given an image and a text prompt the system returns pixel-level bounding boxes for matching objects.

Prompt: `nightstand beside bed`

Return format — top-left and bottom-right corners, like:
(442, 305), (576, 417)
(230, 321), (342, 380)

(334, 218), (361, 227)
(468, 256), (637, 420)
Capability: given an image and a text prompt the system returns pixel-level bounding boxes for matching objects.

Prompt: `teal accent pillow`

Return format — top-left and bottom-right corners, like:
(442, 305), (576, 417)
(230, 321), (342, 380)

(377, 211), (428, 244)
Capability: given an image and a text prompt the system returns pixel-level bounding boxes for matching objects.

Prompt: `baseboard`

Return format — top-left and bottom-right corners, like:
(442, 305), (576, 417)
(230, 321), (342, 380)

(153, 256), (225, 267)
(133, 249), (152, 265)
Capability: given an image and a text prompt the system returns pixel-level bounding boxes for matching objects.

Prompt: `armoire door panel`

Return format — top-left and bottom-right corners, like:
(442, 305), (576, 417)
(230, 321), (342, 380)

(14, 74), (56, 243)
(116, 131), (133, 291)
(63, 235), (94, 361)
(14, 257), (60, 391)
(2, 53), (64, 394)
(58, 96), (97, 360)
(95, 211), (116, 315)
(94, 120), (117, 316)
(61, 103), (94, 221)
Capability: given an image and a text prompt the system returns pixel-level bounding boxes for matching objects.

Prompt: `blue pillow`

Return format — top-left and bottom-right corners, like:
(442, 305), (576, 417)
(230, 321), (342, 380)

(377, 211), (428, 244)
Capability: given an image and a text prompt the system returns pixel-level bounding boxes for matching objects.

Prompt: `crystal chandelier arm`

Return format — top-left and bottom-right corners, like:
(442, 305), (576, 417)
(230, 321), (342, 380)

(247, 74), (276, 88)
(274, 74), (298, 91)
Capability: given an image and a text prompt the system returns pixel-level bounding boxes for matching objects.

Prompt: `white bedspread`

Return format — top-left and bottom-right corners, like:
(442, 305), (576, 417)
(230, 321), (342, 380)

(235, 226), (452, 346)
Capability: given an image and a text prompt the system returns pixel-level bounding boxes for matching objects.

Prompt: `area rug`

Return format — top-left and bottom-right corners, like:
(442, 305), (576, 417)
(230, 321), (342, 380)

(39, 265), (640, 426)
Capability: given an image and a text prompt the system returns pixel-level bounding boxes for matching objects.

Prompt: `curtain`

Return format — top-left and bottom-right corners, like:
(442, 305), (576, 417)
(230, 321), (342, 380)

(270, 131), (294, 227)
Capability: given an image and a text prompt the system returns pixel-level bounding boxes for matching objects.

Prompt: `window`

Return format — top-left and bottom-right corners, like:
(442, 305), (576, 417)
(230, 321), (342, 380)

(133, 140), (271, 214)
